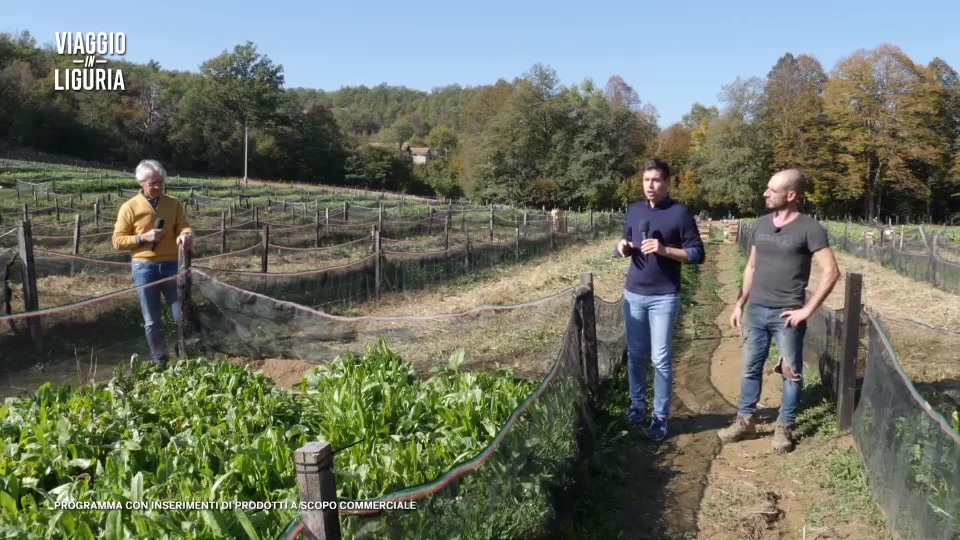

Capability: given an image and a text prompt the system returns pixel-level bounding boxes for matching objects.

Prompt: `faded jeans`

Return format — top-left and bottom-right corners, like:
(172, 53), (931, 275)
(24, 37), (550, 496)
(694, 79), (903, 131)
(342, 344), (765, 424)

(623, 289), (681, 419)
(131, 260), (180, 365)
(738, 303), (806, 426)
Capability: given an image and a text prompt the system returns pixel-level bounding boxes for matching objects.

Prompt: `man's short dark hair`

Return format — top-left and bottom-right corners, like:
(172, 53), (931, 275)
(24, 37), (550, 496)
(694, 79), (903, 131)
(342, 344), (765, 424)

(642, 159), (671, 180)
(782, 169), (809, 195)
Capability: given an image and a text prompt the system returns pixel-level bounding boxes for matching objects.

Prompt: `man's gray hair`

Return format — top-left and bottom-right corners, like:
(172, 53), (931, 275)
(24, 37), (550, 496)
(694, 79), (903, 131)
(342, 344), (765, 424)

(135, 159), (167, 183)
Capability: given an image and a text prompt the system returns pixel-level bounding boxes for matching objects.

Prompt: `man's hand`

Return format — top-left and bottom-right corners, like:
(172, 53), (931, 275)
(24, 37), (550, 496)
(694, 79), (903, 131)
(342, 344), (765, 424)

(616, 239), (635, 257)
(140, 228), (163, 244)
(177, 233), (193, 252)
(729, 303), (743, 335)
(640, 238), (665, 257)
(780, 307), (811, 328)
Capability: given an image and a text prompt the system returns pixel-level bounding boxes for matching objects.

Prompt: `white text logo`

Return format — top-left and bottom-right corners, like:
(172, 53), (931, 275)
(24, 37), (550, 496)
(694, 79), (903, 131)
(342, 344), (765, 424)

(54, 32), (126, 91)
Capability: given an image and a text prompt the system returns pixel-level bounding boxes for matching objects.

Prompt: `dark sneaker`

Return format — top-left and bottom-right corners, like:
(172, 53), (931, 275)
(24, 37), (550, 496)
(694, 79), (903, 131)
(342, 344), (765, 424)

(771, 424), (795, 454)
(647, 416), (668, 441)
(626, 404), (645, 427)
(718, 415), (757, 444)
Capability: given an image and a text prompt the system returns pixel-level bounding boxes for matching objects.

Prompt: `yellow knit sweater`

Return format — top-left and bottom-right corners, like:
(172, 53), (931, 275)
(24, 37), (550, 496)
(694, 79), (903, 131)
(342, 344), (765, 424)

(112, 192), (193, 262)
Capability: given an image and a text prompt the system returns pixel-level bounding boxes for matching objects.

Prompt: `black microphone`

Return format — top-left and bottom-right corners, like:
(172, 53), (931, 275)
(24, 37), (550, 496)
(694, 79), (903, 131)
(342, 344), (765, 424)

(152, 218), (165, 250)
(637, 219), (650, 257)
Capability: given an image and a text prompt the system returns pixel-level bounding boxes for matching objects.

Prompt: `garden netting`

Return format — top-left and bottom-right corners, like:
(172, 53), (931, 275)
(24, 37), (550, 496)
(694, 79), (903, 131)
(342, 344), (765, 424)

(853, 310), (960, 540)
(187, 274), (623, 540)
(0, 264), (626, 540)
(186, 231), (583, 312)
(827, 225), (960, 295)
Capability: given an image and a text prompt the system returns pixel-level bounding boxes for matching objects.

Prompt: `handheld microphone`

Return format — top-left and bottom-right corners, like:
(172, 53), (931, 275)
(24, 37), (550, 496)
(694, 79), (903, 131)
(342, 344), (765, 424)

(637, 219), (650, 257)
(152, 218), (165, 250)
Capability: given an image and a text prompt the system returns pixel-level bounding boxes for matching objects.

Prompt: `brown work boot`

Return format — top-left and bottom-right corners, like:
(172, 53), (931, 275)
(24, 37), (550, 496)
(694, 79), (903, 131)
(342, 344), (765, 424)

(771, 424), (795, 454)
(717, 415), (757, 444)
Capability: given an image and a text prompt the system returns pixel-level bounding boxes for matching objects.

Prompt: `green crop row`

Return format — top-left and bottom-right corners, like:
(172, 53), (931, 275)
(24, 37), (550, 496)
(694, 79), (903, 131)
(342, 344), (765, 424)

(0, 338), (587, 539)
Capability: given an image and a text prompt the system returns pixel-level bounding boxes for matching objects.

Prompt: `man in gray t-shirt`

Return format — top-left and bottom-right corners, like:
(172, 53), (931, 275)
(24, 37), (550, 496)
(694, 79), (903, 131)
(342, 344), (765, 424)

(718, 169), (841, 454)
(749, 213), (830, 309)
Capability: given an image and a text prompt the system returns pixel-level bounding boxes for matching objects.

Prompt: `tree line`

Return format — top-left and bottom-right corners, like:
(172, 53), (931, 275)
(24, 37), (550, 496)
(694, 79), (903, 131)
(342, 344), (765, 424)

(1, 31), (957, 221)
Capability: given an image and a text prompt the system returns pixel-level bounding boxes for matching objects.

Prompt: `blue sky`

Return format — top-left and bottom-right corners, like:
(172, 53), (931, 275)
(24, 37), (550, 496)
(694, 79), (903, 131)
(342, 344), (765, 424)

(4, 0), (957, 126)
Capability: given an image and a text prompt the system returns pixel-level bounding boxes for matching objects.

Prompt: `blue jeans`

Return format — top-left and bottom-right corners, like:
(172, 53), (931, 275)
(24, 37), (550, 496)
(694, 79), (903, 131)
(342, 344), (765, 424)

(738, 303), (806, 426)
(623, 290), (681, 419)
(132, 260), (180, 365)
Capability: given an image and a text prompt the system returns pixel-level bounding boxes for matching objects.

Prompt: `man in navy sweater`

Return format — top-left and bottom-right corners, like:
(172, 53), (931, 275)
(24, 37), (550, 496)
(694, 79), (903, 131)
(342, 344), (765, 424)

(614, 159), (705, 440)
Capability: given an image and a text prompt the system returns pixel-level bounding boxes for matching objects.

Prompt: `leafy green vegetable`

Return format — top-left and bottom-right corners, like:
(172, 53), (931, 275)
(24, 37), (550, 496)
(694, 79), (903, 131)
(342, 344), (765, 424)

(0, 339), (561, 539)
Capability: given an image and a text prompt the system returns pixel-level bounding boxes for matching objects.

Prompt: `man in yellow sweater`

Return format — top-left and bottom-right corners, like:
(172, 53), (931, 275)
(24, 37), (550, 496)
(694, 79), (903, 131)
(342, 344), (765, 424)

(112, 159), (193, 369)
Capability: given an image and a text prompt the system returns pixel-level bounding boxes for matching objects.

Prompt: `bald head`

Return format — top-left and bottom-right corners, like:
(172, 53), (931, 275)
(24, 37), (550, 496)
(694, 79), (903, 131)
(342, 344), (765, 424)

(764, 169), (808, 212)
(772, 169), (808, 195)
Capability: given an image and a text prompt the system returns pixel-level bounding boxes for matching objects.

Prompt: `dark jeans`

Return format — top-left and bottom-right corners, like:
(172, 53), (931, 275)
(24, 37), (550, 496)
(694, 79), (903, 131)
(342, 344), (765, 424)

(131, 260), (179, 366)
(737, 303), (806, 426)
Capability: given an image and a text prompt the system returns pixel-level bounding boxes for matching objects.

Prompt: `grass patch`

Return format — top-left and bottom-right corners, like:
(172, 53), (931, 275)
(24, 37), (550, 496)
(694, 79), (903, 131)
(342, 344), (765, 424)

(801, 445), (890, 532)
(786, 369), (890, 534)
(709, 226), (724, 242)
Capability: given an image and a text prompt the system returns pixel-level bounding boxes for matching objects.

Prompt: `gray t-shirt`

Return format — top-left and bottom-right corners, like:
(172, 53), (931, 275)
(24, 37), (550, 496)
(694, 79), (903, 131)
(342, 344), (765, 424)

(749, 213), (830, 309)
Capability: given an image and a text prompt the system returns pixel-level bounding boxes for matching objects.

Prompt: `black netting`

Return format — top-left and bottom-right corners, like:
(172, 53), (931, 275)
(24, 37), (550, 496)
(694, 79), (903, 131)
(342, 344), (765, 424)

(853, 311), (960, 540)
(801, 303), (846, 401)
(0, 275), (169, 382)
(0, 265), (624, 539)
(824, 226), (960, 295)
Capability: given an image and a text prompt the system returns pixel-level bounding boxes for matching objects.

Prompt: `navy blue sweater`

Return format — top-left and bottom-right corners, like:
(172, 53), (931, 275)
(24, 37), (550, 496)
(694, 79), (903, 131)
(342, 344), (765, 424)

(614, 197), (705, 295)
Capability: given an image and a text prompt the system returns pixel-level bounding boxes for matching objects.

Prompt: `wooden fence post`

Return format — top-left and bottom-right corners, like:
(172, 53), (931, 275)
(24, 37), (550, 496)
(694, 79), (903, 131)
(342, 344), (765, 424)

(261, 225), (270, 273)
(177, 247), (192, 359)
(373, 225), (382, 304)
(72, 214), (81, 256)
(489, 206), (494, 241)
(515, 216), (521, 262)
(220, 212), (226, 254)
(837, 272), (862, 432)
(578, 273), (599, 394)
(18, 221), (41, 346)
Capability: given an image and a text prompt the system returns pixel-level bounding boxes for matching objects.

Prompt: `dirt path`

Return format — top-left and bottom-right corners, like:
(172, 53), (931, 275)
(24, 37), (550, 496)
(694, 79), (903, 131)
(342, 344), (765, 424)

(570, 236), (737, 539)
(649, 251), (736, 534)
(697, 241), (891, 540)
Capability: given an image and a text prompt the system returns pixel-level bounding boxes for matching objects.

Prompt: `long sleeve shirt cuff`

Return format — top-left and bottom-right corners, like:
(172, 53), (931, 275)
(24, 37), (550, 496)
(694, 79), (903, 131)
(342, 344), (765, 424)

(683, 247), (704, 264)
